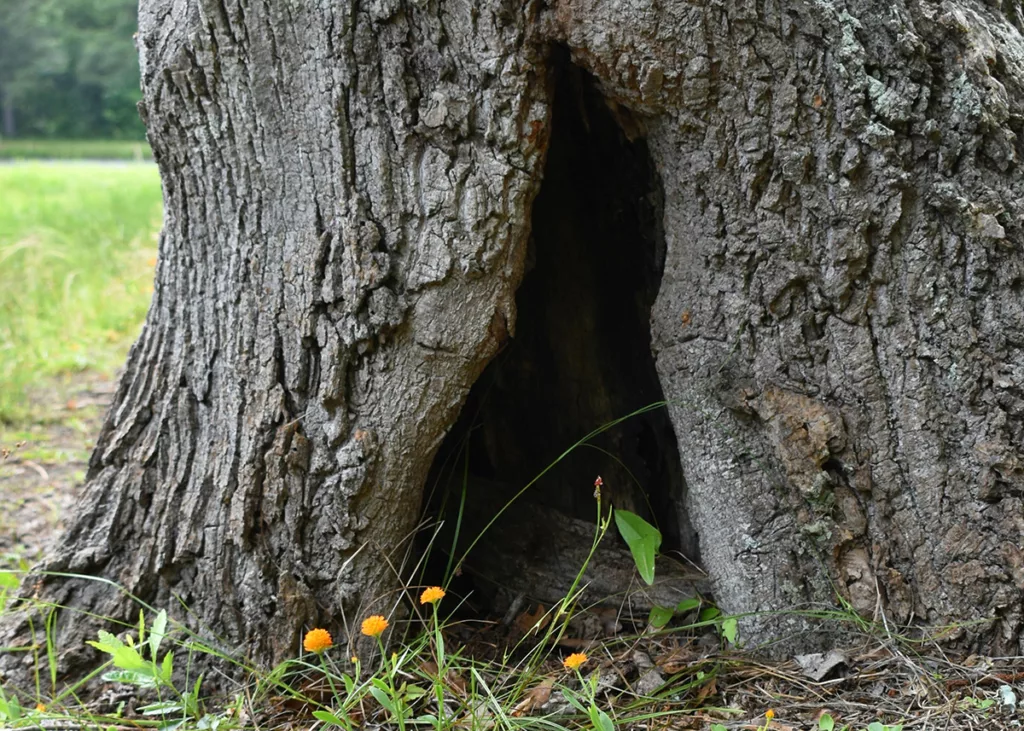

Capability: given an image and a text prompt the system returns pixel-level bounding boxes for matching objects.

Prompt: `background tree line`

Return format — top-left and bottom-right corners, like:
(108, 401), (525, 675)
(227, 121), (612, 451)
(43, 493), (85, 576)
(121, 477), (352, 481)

(0, 0), (143, 140)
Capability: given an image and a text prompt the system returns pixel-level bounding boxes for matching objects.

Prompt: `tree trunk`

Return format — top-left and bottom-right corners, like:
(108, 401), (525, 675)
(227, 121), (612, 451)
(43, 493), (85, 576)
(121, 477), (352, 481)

(4, 0), (1024, 684)
(2, 0), (550, 677)
(548, 0), (1024, 650)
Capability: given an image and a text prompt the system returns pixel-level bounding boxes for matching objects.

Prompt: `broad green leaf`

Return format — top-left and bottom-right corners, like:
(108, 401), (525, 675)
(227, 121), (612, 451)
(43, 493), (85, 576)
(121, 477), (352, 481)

(139, 700), (183, 716)
(721, 617), (738, 644)
(150, 609), (168, 658)
(817, 713), (835, 731)
(402, 685), (428, 700)
(197, 714), (223, 731)
(369, 686), (396, 715)
(699, 607), (721, 622)
(648, 605), (674, 629)
(710, 725), (728, 731)
(189, 677), (204, 715)
(590, 707), (615, 731)
(101, 669), (160, 688)
(0, 694), (22, 722)
(675, 598), (701, 614)
(0, 572), (19, 589)
(614, 510), (661, 585)
(160, 652), (174, 685)
(313, 710), (347, 726)
(867, 723), (883, 731)
(88, 631), (148, 672)
(560, 690), (587, 713)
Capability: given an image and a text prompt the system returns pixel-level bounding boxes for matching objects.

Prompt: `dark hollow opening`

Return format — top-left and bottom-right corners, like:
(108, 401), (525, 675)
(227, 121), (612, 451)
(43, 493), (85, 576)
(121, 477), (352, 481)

(421, 58), (698, 616)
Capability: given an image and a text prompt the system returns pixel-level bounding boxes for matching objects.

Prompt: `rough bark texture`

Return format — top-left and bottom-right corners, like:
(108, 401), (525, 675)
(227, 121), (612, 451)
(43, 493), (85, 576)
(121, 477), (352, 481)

(4, 0), (1024, 682)
(3, 0), (549, 676)
(547, 0), (1024, 650)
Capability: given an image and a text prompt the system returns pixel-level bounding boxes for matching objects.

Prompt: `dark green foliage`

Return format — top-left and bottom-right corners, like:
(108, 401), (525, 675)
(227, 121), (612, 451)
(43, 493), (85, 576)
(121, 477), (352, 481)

(0, 0), (143, 140)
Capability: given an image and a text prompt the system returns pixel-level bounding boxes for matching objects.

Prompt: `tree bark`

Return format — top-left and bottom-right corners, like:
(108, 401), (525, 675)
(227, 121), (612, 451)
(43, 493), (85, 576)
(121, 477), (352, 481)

(4, 0), (1024, 684)
(546, 0), (1024, 649)
(2, 0), (549, 677)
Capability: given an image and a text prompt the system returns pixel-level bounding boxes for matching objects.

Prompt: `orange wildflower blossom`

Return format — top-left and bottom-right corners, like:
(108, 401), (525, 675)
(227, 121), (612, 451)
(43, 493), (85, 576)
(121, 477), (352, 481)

(765, 709), (775, 720)
(303, 628), (333, 653)
(563, 652), (588, 671)
(420, 586), (446, 604)
(361, 615), (389, 637)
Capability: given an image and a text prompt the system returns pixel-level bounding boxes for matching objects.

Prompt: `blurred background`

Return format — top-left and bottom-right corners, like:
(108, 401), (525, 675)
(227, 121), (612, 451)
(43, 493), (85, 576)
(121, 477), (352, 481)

(0, 0), (145, 143)
(0, 0), (161, 564)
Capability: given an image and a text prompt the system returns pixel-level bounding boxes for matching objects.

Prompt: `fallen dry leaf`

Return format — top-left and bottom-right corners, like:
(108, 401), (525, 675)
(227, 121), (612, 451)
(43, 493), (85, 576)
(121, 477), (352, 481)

(515, 603), (550, 634)
(419, 659), (467, 696)
(511, 677), (553, 717)
(793, 649), (848, 681)
(694, 675), (717, 705)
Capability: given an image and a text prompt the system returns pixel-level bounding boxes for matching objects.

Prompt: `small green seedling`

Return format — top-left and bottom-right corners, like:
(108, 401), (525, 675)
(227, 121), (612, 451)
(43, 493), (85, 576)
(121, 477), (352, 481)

(0, 686), (23, 724)
(648, 597), (702, 629)
(614, 510), (661, 585)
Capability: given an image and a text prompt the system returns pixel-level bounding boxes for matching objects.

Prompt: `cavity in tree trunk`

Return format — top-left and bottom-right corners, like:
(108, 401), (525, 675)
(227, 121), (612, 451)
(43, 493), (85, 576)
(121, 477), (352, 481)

(4, 0), (1024, 685)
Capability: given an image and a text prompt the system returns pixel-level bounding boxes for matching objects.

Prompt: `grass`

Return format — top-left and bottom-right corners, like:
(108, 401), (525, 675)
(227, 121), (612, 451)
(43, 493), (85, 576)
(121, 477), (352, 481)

(0, 409), (1005, 730)
(0, 161), (162, 422)
(0, 507), (740, 731)
(0, 139), (153, 161)
(0, 554), (978, 731)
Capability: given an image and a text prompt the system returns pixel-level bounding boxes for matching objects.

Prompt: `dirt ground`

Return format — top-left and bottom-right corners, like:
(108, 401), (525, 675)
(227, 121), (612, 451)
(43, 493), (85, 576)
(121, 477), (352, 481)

(0, 373), (1021, 730)
(0, 372), (115, 567)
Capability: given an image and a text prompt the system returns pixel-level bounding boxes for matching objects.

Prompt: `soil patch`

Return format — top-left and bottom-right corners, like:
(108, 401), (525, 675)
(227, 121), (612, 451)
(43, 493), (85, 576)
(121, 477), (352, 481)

(0, 371), (114, 566)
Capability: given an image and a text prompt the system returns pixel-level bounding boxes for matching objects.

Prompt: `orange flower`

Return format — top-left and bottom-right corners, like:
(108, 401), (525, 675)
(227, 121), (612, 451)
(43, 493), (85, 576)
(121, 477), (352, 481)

(765, 708), (775, 720)
(361, 615), (389, 637)
(35, 703), (46, 713)
(420, 586), (446, 604)
(303, 628), (333, 653)
(563, 652), (588, 671)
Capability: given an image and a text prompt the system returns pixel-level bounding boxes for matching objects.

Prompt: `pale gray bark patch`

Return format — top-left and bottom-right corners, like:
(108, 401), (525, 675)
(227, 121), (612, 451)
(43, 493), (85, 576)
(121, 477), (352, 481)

(546, 0), (1024, 651)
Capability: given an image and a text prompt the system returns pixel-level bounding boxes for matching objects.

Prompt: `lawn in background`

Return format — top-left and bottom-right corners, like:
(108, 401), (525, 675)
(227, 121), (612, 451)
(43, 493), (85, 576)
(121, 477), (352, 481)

(0, 162), (162, 422)
(0, 139), (153, 162)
